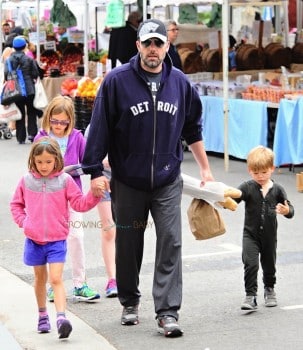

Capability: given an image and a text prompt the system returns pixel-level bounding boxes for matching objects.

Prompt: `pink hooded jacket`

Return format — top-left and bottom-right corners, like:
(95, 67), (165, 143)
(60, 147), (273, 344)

(10, 170), (100, 244)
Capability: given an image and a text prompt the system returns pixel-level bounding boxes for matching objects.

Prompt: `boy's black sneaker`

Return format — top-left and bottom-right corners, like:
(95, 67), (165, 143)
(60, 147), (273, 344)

(264, 287), (277, 307)
(241, 296), (257, 310)
(121, 305), (139, 325)
(157, 316), (184, 338)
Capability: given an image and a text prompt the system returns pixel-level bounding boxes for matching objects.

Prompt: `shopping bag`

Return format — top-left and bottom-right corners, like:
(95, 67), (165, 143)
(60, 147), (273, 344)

(187, 198), (226, 240)
(1, 59), (26, 106)
(33, 78), (48, 109)
(0, 103), (22, 123)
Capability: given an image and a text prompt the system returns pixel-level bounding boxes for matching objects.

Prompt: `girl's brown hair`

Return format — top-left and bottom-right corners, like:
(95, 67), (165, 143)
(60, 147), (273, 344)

(41, 95), (75, 136)
(28, 136), (64, 173)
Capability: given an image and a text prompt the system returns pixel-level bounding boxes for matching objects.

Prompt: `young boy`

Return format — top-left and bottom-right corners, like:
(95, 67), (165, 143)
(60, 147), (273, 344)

(236, 146), (294, 310)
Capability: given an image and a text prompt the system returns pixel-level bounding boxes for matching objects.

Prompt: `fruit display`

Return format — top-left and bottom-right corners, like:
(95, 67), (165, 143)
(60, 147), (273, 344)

(61, 46), (83, 75)
(60, 76), (103, 98)
(241, 85), (303, 103)
(60, 78), (79, 96)
(40, 50), (61, 77)
(76, 77), (103, 98)
(88, 49), (108, 64)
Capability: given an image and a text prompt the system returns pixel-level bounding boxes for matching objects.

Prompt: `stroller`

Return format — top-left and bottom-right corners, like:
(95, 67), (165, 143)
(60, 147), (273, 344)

(0, 120), (12, 139)
(0, 103), (20, 140)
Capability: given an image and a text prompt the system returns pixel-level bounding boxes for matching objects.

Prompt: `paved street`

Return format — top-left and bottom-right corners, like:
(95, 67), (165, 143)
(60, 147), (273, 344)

(0, 137), (302, 350)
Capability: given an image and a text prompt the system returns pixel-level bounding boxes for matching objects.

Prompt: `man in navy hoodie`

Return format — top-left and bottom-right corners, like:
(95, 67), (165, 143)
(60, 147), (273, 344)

(82, 18), (214, 338)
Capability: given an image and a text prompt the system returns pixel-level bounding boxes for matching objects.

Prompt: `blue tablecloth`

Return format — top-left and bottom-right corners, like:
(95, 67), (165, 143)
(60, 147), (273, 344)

(273, 98), (303, 167)
(201, 96), (268, 160)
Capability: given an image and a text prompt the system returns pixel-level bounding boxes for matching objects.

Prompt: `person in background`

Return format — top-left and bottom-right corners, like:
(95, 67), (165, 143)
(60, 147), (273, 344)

(57, 25), (68, 41)
(108, 11), (142, 68)
(235, 146), (294, 311)
(4, 36), (39, 144)
(4, 26), (24, 48)
(25, 41), (36, 59)
(57, 25), (68, 52)
(10, 137), (102, 339)
(82, 18), (214, 338)
(2, 22), (11, 46)
(164, 19), (182, 71)
(228, 34), (237, 71)
(34, 96), (100, 302)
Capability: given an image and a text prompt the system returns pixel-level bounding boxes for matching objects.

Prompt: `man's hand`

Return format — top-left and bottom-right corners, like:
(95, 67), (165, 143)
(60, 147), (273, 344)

(91, 176), (110, 197)
(199, 168), (214, 186)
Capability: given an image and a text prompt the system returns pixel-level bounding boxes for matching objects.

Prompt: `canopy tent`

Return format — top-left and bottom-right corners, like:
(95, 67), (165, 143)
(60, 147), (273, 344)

(148, 0), (290, 170)
(0, 0), (292, 170)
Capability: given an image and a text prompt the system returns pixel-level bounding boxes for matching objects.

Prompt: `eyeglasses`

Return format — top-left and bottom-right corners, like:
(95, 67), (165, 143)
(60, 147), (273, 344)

(50, 119), (70, 126)
(167, 28), (179, 32)
(141, 38), (165, 48)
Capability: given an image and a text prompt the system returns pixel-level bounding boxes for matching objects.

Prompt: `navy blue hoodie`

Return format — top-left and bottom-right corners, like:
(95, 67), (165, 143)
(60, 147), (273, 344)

(82, 53), (203, 191)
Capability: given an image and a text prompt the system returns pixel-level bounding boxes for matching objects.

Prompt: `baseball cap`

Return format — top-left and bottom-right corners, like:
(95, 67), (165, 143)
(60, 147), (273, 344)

(13, 36), (27, 49)
(137, 19), (167, 43)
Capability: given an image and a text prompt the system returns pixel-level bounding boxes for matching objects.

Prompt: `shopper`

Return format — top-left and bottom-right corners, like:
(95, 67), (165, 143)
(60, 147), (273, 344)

(82, 18), (214, 337)
(164, 19), (182, 70)
(236, 146), (294, 311)
(10, 137), (102, 339)
(34, 96), (100, 302)
(108, 11), (142, 68)
(4, 36), (39, 144)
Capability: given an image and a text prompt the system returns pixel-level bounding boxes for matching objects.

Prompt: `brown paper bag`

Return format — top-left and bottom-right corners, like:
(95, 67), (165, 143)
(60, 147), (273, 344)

(187, 198), (226, 240)
(296, 173), (303, 192)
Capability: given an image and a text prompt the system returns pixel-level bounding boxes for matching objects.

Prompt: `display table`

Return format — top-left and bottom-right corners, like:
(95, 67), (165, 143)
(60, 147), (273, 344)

(201, 96), (268, 160)
(42, 76), (81, 101)
(273, 98), (303, 167)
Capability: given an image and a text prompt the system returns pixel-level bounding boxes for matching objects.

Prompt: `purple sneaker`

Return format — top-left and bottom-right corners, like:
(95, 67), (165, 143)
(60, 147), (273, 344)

(57, 318), (72, 339)
(37, 315), (50, 333)
(105, 278), (118, 298)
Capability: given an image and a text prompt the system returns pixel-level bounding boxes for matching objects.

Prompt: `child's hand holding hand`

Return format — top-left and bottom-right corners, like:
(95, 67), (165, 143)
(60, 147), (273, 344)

(276, 200), (289, 216)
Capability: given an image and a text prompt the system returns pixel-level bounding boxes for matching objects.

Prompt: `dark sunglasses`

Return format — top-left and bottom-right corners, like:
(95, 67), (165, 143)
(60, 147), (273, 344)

(50, 119), (70, 126)
(141, 38), (164, 48)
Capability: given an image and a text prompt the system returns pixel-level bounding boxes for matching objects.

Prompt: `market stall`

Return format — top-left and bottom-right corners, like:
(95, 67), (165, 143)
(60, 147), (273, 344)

(273, 97), (303, 167)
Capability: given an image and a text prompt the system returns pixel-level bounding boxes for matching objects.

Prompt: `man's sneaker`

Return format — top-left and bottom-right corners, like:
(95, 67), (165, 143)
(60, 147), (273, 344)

(57, 318), (72, 339)
(121, 305), (139, 325)
(37, 315), (51, 333)
(47, 287), (54, 302)
(157, 316), (184, 338)
(105, 278), (118, 298)
(264, 287), (277, 307)
(241, 295), (258, 310)
(73, 283), (100, 302)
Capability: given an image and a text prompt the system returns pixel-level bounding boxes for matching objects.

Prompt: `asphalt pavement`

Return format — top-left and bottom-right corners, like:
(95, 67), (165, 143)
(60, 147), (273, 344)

(1, 136), (303, 350)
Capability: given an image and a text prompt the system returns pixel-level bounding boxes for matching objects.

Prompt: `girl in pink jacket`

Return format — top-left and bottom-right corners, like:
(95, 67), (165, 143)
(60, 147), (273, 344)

(10, 137), (103, 340)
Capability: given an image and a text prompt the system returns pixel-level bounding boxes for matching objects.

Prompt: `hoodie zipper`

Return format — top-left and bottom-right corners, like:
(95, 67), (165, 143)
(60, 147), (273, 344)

(151, 94), (157, 189)
(42, 179), (47, 241)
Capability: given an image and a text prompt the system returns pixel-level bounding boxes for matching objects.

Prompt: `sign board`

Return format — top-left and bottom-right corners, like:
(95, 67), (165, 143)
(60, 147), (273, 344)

(69, 30), (85, 44)
(29, 31), (47, 45)
(44, 41), (56, 51)
(208, 31), (219, 49)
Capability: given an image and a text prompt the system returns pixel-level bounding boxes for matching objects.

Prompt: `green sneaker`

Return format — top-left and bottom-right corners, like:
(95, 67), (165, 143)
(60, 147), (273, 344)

(47, 287), (54, 302)
(73, 283), (100, 302)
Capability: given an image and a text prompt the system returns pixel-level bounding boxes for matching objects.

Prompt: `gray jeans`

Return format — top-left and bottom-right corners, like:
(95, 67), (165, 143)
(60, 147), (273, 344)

(111, 175), (183, 319)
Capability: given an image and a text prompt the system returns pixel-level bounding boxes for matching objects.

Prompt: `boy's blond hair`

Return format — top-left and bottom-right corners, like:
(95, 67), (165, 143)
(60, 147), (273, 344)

(247, 146), (274, 172)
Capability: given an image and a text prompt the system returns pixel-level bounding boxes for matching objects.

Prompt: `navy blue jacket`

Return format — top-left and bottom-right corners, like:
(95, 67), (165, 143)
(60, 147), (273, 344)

(82, 53), (203, 191)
